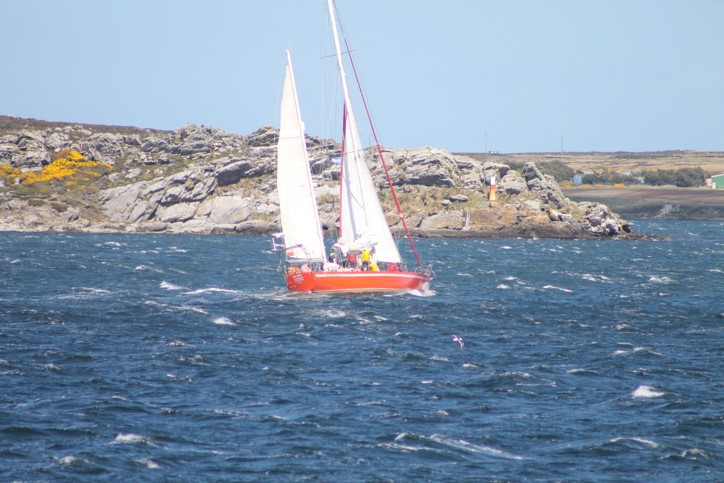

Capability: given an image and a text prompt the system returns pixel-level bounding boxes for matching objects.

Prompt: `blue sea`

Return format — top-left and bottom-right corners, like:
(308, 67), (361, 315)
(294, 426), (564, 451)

(1, 220), (722, 481)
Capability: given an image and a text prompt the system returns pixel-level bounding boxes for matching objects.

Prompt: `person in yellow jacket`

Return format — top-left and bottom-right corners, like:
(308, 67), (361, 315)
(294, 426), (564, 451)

(360, 248), (371, 270)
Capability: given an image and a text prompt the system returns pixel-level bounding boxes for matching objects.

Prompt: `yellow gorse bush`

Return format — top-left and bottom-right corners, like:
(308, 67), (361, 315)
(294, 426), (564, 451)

(0, 149), (112, 186)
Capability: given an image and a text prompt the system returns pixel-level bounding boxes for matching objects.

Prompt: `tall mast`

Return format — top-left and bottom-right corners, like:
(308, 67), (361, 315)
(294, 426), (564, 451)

(326, 0), (355, 128)
(326, 0), (423, 269)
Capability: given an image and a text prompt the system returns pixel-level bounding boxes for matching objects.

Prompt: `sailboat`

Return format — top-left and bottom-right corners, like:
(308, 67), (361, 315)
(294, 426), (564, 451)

(273, 0), (432, 294)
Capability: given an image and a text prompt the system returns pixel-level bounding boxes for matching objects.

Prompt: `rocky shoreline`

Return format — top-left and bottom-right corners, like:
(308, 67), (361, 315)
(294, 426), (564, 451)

(0, 116), (641, 240)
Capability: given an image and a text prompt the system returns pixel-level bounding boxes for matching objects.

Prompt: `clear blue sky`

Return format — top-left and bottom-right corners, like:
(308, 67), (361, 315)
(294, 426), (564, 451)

(2, 0), (723, 153)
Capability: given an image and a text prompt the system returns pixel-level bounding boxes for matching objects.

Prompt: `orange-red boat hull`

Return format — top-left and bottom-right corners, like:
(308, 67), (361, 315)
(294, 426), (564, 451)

(285, 269), (431, 294)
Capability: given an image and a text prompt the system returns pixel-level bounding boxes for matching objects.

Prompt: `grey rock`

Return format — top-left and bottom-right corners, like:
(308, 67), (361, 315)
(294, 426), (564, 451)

(498, 170), (527, 195)
(448, 194), (469, 203)
(580, 202), (623, 236)
(247, 125), (277, 147)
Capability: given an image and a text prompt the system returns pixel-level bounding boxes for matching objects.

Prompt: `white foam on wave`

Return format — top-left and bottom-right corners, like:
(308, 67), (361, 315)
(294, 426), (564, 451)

(134, 264), (162, 273)
(428, 434), (524, 460)
(648, 275), (674, 283)
(612, 349), (629, 356)
(160, 281), (184, 291)
(567, 368), (597, 375)
(213, 317), (236, 326)
(78, 287), (112, 295)
(112, 433), (153, 445)
(136, 457), (161, 469)
(58, 455), (77, 465)
(582, 273), (612, 283)
(681, 448), (709, 459)
(496, 284), (511, 290)
(632, 385), (665, 398)
(543, 285), (573, 293)
(98, 241), (124, 248)
(184, 287), (241, 295)
(611, 436), (663, 448)
(314, 309), (346, 319)
(633, 346), (663, 356)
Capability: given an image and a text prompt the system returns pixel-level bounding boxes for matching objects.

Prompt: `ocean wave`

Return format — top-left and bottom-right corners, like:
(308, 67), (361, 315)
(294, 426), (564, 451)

(581, 273), (612, 283)
(135, 457), (161, 469)
(134, 264), (162, 273)
(633, 347), (664, 356)
(388, 433), (523, 460)
(183, 287), (242, 295)
(543, 285), (573, 293)
(212, 317), (236, 326)
(648, 275), (674, 284)
(632, 385), (665, 398)
(160, 281), (185, 291)
(112, 433), (154, 445)
(610, 437), (663, 449)
(313, 309), (346, 319)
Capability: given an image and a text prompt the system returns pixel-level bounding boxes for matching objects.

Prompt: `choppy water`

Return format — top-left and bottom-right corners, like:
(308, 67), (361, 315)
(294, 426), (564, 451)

(1, 220), (722, 481)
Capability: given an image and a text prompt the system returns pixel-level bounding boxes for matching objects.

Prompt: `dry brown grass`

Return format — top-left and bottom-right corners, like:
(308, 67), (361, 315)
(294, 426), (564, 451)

(459, 151), (724, 175)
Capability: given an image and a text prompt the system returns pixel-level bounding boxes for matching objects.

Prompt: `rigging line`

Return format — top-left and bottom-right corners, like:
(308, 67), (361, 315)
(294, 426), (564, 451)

(340, 36), (424, 270)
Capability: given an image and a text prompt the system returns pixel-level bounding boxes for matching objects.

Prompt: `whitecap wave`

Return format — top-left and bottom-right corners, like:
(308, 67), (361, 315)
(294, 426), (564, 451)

(134, 264), (162, 273)
(408, 287), (436, 297)
(56, 455), (79, 465)
(213, 317), (236, 326)
(681, 448), (709, 459)
(112, 433), (153, 445)
(136, 457), (161, 469)
(314, 309), (346, 318)
(611, 436), (663, 448)
(184, 287), (242, 295)
(428, 434), (524, 460)
(160, 281), (184, 291)
(633, 346), (664, 356)
(543, 285), (573, 293)
(390, 433), (523, 460)
(632, 385), (665, 398)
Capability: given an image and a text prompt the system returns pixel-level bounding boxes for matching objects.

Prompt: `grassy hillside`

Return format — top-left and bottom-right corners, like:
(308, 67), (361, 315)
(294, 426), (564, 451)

(563, 186), (724, 220)
(458, 151), (724, 175)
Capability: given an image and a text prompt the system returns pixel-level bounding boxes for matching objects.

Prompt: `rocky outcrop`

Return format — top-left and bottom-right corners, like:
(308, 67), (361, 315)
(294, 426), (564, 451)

(0, 116), (636, 238)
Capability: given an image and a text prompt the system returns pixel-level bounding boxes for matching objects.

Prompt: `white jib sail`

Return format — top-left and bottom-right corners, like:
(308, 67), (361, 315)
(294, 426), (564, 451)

(327, 0), (402, 264)
(277, 50), (326, 263)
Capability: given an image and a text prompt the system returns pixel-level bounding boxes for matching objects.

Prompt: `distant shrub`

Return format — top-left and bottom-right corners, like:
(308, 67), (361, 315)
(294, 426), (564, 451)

(539, 160), (574, 182)
(0, 150), (112, 188)
(640, 167), (708, 187)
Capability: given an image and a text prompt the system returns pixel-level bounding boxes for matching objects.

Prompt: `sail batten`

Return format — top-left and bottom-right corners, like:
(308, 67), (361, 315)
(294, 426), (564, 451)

(276, 50), (326, 263)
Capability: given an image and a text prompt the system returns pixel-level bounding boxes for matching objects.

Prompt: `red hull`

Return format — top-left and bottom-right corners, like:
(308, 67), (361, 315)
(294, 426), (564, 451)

(285, 268), (431, 294)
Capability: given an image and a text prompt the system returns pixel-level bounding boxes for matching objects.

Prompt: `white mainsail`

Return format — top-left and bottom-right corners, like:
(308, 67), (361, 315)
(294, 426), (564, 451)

(277, 50), (326, 263)
(327, 0), (402, 264)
